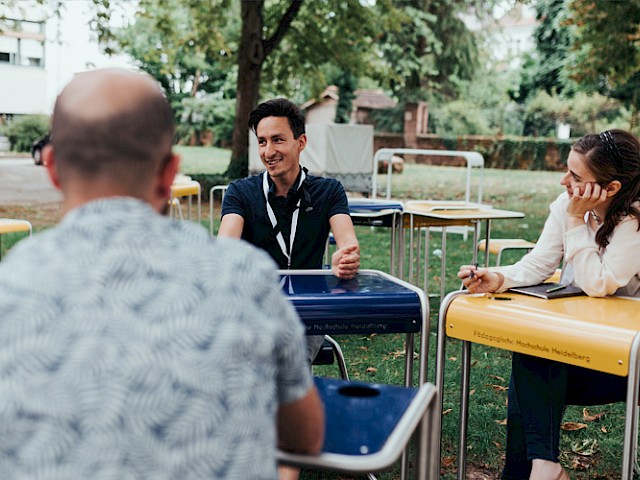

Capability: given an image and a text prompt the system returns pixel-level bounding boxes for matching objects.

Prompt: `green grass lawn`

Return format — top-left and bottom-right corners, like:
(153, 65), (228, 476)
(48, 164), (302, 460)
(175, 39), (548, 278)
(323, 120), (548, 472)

(203, 161), (625, 479)
(175, 145), (230, 174)
(1, 153), (628, 479)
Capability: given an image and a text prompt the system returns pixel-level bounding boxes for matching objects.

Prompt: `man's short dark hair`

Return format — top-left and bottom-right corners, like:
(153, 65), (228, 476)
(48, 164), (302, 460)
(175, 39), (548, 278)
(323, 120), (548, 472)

(248, 98), (305, 139)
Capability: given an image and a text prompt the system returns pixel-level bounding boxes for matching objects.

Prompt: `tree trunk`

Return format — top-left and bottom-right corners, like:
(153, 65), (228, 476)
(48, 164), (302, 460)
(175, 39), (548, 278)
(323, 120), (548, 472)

(226, 0), (264, 179)
(226, 0), (303, 179)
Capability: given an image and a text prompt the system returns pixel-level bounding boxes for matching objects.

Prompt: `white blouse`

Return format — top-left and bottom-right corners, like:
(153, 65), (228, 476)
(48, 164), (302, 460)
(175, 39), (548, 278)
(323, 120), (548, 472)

(495, 192), (640, 297)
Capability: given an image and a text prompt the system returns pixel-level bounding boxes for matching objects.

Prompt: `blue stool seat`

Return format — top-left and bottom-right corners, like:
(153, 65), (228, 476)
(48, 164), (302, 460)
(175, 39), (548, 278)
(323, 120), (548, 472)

(318, 377), (417, 456)
(278, 377), (437, 476)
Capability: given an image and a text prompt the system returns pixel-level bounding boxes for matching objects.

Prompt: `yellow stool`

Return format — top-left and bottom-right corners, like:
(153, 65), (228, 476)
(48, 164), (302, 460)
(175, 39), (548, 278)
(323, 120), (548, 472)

(0, 218), (33, 260)
(477, 238), (535, 266)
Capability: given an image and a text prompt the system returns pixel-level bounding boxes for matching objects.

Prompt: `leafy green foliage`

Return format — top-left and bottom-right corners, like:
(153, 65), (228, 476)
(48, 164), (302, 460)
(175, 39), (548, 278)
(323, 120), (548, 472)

(178, 96), (236, 148)
(4, 115), (49, 152)
(331, 70), (357, 124)
(375, 0), (484, 101)
(259, 0), (381, 100)
(91, 0), (491, 166)
(369, 105), (405, 133)
(93, 0), (235, 109)
(522, 90), (626, 137)
(514, 0), (576, 103)
(430, 99), (493, 135)
(567, 0), (640, 129)
(568, 0), (640, 89)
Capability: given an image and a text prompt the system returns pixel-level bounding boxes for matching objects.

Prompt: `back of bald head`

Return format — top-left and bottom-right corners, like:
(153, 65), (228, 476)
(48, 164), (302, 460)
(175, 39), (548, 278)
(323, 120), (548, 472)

(51, 68), (174, 191)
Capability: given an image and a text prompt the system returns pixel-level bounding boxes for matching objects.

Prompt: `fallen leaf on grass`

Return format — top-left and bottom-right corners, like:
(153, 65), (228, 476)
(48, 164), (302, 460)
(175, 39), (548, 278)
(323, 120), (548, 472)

(490, 375), (506, 382)
(493, 441), (502, 448)
(561, 422), (588, 431)
(449, 356), (457, 362)
(486, 384), (508, 392)
(360, 334), (377, 341)
(387, 349), (405, 359)
(442, 408), (453, 415)
(358, 346), (369, 352)
(571, 439), (599, 456)
(470, 359), (479, 367)
(496, 418), (508, 425)
(441, 456), (456, 468)
(470, 389), (475, 395)
(582, 408), (605, 422)
(571, 454), (595, 471)
(600, 426), (608, 433)
(365, 367), (377, 373)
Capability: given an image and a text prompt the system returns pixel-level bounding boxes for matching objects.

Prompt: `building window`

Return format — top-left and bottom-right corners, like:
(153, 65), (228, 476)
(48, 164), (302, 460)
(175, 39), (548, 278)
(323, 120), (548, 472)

(0, 19), (45, 68)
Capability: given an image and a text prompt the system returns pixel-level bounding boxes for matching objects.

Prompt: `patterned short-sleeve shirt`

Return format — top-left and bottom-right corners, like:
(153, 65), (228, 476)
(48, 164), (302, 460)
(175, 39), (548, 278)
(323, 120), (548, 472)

(0, 198), (312, 480)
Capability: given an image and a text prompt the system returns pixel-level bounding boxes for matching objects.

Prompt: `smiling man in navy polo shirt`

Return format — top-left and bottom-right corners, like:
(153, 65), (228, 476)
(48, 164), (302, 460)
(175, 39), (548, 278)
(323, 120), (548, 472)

(219, 97), (360, 278)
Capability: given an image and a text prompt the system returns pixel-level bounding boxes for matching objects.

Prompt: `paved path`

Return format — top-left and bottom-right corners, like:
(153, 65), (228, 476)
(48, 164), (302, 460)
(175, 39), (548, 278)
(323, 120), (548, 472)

(0, 156), (62, 205)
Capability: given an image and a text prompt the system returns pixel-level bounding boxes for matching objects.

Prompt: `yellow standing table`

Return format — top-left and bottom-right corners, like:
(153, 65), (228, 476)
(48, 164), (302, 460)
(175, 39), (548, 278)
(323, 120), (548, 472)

(401, 201), (525, 299)
(170, 176), (201, 222)
(0, 218), (32, 260)
(436, 291), (640, 479)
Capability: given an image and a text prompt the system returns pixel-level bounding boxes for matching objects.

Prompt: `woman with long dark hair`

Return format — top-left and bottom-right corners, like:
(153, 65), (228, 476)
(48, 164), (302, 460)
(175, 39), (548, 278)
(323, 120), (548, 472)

(458, 129), (640, 479)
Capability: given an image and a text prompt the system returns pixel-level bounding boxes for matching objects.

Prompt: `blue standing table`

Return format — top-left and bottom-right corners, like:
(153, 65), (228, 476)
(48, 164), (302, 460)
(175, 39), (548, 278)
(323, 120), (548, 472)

(279, 269), (427, 386)
(278, 269), (434, 479)
(348, 198), (403, 276)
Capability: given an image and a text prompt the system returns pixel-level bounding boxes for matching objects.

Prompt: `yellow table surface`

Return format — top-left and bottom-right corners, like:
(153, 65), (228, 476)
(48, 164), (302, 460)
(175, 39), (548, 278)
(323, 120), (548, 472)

(0, 219), (32, 234)
(403, 204), (524, 228)
(446, 293), (640, 376)
(170, 180), (201, 197)
(404, 200), (481, 209)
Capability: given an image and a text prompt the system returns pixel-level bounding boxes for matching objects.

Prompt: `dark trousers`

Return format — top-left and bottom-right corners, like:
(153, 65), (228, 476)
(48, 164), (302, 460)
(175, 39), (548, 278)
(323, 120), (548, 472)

(501, 352), (628, 479)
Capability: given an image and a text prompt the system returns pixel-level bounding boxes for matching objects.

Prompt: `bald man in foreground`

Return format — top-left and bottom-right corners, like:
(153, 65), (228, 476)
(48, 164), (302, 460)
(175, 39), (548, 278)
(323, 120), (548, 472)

(0, 68), (323, 479)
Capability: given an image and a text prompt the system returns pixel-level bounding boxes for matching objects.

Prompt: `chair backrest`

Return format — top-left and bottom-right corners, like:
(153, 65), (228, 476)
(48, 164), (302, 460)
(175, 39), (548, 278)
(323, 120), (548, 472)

(209, 185), (229, 236)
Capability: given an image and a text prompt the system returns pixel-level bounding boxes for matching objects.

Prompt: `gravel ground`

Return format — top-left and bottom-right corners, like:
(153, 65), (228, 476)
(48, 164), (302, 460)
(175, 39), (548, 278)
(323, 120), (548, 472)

(0, 155), (63, 228)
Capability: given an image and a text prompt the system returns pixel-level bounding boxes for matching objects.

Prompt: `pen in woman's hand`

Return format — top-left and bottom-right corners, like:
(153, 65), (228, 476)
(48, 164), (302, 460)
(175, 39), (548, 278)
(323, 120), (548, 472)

(468, 263), (479, 279)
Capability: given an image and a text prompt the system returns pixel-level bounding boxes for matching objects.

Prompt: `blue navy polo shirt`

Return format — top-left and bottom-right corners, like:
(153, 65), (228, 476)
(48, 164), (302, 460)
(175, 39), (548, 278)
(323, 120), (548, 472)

(221, 169), (349, 269)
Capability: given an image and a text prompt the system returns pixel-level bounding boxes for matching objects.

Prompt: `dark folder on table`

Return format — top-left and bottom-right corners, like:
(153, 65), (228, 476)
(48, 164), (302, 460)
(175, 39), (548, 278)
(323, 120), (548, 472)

(508, 282), (585, 300)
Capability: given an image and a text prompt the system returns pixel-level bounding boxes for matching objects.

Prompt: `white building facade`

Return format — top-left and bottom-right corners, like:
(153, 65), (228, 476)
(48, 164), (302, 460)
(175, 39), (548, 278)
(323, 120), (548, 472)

(0, 1), (133, 118)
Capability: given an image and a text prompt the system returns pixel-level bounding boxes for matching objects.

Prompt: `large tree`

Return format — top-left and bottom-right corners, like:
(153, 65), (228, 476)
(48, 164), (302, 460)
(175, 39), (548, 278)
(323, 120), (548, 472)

(226, 1), (303, 178)
(514, 0), (575, 103)
(92, 0), (489, 177)
(93, 0), (382, 178)
(227, 0), (383, 178)
(375, 0), (491, 102)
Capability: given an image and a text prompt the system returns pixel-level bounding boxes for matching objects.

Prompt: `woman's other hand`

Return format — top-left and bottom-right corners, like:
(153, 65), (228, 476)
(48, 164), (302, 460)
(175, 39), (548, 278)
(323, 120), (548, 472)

(457, 265), (504, 293)
(566, 182), (608, 219)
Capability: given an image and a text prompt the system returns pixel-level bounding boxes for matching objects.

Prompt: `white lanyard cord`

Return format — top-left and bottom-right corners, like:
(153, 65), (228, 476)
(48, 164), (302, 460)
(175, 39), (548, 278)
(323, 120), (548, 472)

(262, 170), (306, 269)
